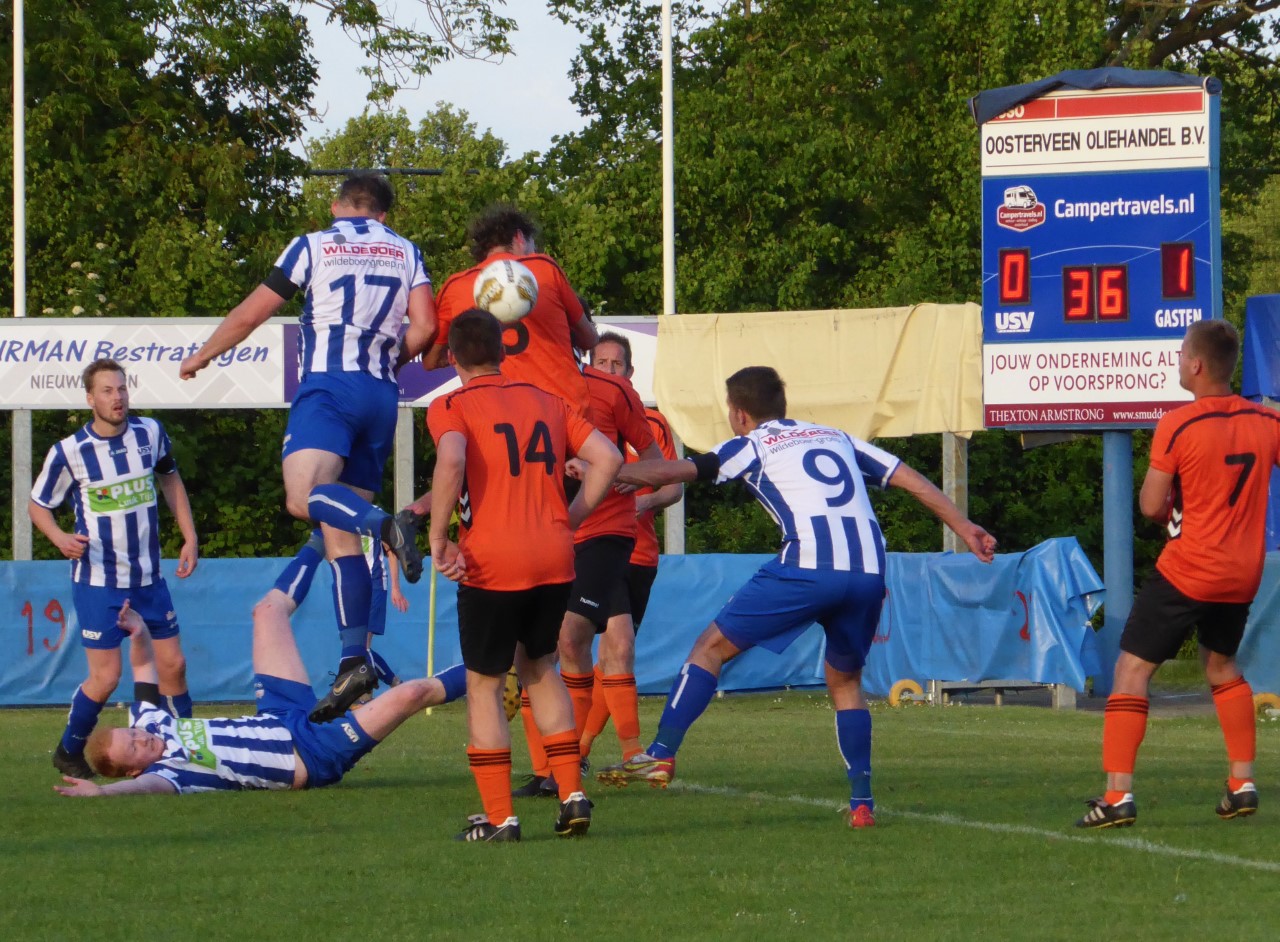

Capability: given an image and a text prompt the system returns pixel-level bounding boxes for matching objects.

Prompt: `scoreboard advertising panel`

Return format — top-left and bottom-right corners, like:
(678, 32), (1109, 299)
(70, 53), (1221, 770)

(978, 77), (1222, 429)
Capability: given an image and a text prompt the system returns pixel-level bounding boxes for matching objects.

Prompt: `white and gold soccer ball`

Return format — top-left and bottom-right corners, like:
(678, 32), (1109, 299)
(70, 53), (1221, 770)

(473, 258), (539, 324)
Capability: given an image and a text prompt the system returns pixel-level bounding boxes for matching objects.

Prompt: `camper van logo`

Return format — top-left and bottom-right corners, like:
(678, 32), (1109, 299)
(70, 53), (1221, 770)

(996, 185), (1046, 232)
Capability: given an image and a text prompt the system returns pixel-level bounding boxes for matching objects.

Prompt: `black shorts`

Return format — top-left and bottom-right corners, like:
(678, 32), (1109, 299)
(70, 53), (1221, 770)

(567, 535), (636, 630)
(627, 563), (659, 632)
(1120, 569), (1252, 664)
(456, 582), (573, 675)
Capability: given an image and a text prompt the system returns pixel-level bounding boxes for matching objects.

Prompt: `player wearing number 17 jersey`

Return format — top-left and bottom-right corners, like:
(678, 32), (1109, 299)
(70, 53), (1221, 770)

(596, 367), (997, 829)
(180, 174), (438, 723)
(1077, 320), (1280, 830)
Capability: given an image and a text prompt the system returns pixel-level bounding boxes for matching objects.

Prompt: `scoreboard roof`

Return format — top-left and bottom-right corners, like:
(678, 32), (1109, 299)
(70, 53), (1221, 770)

(969, 67), (1217, 127)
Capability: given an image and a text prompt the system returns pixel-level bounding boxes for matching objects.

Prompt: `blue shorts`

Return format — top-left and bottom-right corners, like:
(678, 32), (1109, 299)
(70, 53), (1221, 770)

(253, 674), (377, 788)
(73, 580), (179, 650)
(715, 559), (885, 672)
(283, 372), (399, 492)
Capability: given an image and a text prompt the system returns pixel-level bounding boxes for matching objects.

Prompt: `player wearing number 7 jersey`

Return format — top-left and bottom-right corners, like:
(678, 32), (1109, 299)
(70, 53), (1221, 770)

(1076, 319), (1280, 830)
(594, 366), (997, 829)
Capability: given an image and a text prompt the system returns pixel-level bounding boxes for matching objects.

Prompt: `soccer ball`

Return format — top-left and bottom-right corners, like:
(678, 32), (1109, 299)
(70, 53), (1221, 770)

(473, 259), (538, 324)
(503, 667), (521, 722)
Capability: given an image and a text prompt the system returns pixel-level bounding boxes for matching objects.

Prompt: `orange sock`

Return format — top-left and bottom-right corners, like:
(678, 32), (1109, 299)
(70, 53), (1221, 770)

(543, 729), (582, 800)
(580, 668), (611, 758)
(1211, 676), (1256, 765)
(562, 671), (595, 740)
(602, 673), (643, 759)
(520, 692), (549, 777)
(467, 746), (514, 826)
(1102, 693), (1149, 776)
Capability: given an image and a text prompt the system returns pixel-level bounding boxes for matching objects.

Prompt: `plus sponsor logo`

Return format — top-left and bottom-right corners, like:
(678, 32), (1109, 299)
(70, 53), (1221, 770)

(176, 718), (218, 771)
(997, 185), (1046, 232)
(88, 472), (157, 513)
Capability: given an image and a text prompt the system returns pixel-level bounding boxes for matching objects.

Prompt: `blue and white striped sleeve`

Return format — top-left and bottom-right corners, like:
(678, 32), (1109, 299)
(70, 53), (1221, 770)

(711, 437), (761, 483)
(268, 235), (312, 295)
(31, 443), (72, 509)
(850, 436), (901, 489)
(152, 420), (177, 474)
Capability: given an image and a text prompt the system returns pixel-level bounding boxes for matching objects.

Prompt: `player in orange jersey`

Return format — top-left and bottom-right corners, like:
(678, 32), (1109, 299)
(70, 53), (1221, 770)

(512, 332), (662, 797)
(425, 308), (622, 842)
(577, 333), (684, 768)
(422, 204), (596, 415)
(1077, 319), (1280, 829)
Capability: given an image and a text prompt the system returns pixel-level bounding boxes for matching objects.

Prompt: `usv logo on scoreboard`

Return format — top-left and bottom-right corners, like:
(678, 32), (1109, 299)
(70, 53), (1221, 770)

(996, 185), (1046, 232)
(995, 310), (1035, 333)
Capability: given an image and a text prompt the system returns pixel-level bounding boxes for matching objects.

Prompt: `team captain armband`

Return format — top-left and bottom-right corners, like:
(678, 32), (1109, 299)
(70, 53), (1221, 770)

(262, 267), (300, 301)
(155, 455), (177, 475)
(134, 682), (162, 706)
(688, 453), (721, 482)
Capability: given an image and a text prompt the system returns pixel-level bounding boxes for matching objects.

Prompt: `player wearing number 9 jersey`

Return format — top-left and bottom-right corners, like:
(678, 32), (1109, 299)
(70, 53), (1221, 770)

(427, 308), (622, 841)
(422, 204), (596, 416)
(1078, 319), (1280, 831)
(594, 366), (997, 830)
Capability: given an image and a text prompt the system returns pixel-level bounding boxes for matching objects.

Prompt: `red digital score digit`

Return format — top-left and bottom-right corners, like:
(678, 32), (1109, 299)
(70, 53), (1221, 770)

(1062, 266), (1094, 321)
(998, 248), (1031, 305)
(1097, 265), (1129, 320)
(1161, 242), (1195, 299)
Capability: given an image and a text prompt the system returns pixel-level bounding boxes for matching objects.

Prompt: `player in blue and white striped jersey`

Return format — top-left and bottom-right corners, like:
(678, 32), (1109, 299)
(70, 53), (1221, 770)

(30, 359), (198, 782)
(53, 548), (466, 798)
(596, 367), (997, 828)
(179, 174), (438, 722)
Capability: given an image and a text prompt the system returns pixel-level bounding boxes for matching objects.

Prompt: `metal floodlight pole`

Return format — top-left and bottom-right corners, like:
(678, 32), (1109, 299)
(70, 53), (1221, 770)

(13, 0), (32, 561)
(660, 0), (686, 554)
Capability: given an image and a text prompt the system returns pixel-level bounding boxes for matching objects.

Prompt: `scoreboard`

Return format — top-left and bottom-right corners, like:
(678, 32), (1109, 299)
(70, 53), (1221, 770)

(978, 77), (1222, 429)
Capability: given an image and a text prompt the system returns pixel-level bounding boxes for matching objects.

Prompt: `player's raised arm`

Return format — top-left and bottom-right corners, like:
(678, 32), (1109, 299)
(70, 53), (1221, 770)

(617, 455), (698, 489)
(887, 463), (997, 562)
(180, 284), (287, 380)
(567, 430), (623, 531)
(118, 601), (159, 686)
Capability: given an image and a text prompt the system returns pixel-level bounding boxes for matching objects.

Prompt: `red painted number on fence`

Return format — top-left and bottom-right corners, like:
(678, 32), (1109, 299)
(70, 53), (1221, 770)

(22, 599), (67, 655)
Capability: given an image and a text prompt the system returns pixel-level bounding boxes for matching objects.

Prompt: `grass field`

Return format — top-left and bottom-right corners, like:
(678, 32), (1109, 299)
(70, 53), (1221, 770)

(6, 692), (1278, 942)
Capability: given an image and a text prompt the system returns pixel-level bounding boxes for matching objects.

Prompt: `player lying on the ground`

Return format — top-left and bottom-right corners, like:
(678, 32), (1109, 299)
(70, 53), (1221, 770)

(53, 552), (465, 797)
(594, 366), (997, 829)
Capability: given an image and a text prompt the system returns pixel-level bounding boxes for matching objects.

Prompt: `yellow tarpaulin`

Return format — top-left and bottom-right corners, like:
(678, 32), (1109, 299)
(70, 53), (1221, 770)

(653, 304), (984, 452)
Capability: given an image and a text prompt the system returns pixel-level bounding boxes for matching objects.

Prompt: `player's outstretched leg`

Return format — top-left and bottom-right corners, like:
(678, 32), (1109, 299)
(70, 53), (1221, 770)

(597, 659), (719, 789)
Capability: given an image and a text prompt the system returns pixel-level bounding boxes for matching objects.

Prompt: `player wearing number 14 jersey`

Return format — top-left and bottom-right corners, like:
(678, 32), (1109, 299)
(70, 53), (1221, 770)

(427, 308), (622, 841)
(1077, 320), (1280, 830)
(595, 367), (997, 829)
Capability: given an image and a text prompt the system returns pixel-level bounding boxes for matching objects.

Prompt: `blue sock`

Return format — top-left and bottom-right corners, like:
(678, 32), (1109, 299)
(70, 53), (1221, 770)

(273, 529), (325, 604)
(60, 686), (106, 754)
(836, 708), (873, 810)
(369, 648), (399, 686)
(433, 663), (467, 703)
(330, 555), (371, 660)
(308, 484), (387, 537)
(649, 663), (718, 759)
(166, 692), (194, 718)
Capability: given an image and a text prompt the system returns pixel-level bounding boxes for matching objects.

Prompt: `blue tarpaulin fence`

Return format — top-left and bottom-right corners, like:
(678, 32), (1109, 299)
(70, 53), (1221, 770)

(0, 537), (1159, 706)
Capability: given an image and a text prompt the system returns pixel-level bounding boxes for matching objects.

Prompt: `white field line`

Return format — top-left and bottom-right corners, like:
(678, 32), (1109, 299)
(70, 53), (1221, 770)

(672, 781), (1280, 874)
